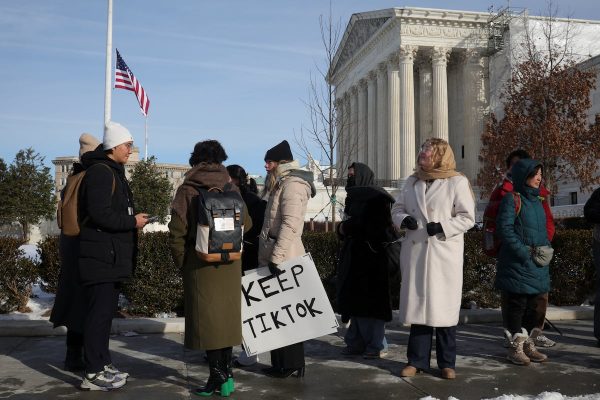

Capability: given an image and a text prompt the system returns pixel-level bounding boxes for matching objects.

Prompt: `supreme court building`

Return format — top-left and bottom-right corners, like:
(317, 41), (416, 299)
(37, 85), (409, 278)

(330, 7), (600, 200)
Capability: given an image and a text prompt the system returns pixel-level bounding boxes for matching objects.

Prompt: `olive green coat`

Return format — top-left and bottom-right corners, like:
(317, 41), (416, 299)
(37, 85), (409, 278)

(168, 165), (251, 351)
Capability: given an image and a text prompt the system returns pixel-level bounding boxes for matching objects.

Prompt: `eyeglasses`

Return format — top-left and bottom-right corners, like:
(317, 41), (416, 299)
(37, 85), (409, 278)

(121, 142), (134, 149)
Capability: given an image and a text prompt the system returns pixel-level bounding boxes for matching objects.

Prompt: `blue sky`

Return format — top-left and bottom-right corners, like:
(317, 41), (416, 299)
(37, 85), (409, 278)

(1, 0), (599, 176)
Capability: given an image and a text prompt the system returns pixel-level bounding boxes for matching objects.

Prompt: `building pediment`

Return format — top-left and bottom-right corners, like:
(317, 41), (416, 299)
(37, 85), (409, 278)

(331, 11), (393, 78)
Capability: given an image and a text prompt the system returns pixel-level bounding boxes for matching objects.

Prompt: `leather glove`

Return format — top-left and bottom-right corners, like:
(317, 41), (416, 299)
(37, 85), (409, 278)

(268, 261), (283, 276)
(401, 216), (418, 230)
(426, 222), (444, 236)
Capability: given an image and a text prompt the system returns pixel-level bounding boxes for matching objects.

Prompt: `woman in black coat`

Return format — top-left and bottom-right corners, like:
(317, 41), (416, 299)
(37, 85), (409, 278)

(227, 164), (266, 367)
(227, 165), (265, 272)
(50, 134), (101, 372)
(336, 162), (397, 359)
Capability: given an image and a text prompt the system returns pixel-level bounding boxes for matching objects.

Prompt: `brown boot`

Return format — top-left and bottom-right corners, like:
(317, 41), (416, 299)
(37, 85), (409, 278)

(505, 329), (531, 366)
(441, 368), (456, 379)
(400, 365), (419, 377)
(524, 330), (548, 362)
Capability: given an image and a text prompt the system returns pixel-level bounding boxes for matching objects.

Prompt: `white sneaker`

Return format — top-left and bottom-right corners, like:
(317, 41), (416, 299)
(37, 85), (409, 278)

(534, 334), (556, 347)
(104, 364), (130, 379)
(80, 371), (126, 391)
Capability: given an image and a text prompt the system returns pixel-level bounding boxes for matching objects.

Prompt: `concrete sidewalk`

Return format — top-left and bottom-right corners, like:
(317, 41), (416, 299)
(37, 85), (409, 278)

(1, 319), (599, 399)
(0, 305), (593, 337)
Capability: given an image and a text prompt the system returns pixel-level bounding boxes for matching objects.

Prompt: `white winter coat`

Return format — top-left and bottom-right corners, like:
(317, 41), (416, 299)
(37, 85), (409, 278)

(391, 175), (475, 327)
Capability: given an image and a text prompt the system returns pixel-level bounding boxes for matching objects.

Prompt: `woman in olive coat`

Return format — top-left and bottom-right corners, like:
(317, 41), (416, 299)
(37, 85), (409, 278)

(169, 140), (251, 396)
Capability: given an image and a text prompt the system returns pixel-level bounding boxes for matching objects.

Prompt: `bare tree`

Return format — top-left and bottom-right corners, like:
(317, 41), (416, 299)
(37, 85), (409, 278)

(296, 4), (356, 227)
(478, 1), (600, 197)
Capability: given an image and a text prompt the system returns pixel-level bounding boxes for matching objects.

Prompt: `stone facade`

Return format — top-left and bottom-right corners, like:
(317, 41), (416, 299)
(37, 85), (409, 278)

(51, 147), (188, 199)
(330, 7), (600, 207)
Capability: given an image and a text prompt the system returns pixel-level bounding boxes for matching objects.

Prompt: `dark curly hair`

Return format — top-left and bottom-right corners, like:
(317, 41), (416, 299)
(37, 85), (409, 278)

(189, 140), (228, 166)
(227, 164), (258, 195)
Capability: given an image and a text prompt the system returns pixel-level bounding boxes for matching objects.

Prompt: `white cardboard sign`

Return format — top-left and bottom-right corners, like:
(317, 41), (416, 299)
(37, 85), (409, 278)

(241, 253), (339, 356)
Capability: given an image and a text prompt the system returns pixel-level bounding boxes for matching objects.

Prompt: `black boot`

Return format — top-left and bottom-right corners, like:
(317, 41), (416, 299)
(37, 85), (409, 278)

(64, 345), (85, 372)
(224, 347), (234, 393)
(194, 350), (230, 397)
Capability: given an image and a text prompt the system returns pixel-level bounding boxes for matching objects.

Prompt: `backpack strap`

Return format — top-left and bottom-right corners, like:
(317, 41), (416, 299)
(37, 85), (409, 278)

(512, 192), (521, 216)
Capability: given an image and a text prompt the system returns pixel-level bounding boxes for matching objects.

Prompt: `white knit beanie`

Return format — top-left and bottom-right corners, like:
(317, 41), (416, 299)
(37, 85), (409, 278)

(103, 121), (133, 150)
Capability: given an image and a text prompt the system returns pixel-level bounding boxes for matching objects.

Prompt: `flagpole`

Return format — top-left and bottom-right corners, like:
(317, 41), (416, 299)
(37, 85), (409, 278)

(103, 0), (113, 128)
(144, 116), (148, 161)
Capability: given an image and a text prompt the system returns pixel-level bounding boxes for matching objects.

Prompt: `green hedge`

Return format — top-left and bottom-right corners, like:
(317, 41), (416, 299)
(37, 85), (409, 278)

(24, 228), (598, 317)
(121, 231), (183, 317)
(0, 238), (38, 313)
(37, 235), (60, 294)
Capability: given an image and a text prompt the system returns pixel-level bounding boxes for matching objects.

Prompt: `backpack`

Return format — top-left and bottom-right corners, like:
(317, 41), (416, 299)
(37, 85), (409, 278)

(195, 186), (245, 263)
(56, 163), (115, 237)
(482, 192), (521, 257)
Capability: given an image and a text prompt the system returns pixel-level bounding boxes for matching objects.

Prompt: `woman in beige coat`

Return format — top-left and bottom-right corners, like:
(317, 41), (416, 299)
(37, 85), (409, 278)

(258, 140), (316, 378)
(169, 140), (250, 397)
(391, 138), (475, 380)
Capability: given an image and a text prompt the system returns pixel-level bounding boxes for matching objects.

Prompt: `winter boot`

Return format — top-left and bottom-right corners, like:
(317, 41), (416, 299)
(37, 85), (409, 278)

(64, 345), (85, 372)
(524, 330), (548, 362)
(194, 351), (230, 397)
(505, 328), (531, 366)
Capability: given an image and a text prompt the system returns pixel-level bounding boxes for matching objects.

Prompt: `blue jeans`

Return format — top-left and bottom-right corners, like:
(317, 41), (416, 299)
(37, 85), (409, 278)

(344, 317), (388, 354)
(407, 324), (456, 370)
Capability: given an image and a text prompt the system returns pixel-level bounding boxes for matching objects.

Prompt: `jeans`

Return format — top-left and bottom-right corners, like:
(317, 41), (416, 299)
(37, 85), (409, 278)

(344, 317), (388, 354)
(406, 324), (456, 370)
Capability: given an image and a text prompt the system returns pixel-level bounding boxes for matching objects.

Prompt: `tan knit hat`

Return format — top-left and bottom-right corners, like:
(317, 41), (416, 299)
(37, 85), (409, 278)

(79, 133), (101, 159)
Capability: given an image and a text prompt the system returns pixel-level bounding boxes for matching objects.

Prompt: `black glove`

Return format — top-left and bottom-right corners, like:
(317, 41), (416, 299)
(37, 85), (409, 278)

(426, 222), (444, 236)
(401, 216), (418, 230)
(268, 261), (283, 276)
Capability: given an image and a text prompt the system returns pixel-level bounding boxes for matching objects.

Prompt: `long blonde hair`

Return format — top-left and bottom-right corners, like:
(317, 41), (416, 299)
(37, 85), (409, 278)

(261, 160), (292, 198)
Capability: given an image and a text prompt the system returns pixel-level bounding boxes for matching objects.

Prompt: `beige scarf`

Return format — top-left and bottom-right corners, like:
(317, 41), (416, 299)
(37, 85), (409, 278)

(413, 142), (461, 181)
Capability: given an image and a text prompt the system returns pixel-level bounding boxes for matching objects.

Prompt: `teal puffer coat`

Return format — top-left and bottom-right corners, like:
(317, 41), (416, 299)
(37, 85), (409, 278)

(494, 159), (551, 294)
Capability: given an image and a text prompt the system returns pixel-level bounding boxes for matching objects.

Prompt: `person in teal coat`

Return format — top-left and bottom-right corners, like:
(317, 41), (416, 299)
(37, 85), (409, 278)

(495, 158), (553, 365)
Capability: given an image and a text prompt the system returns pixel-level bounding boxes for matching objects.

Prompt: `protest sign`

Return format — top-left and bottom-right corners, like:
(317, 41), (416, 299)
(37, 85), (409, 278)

(241, 253), (338, 356)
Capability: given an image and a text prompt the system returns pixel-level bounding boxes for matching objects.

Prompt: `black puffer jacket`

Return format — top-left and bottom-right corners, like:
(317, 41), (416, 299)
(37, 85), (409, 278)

(78, 149), (138, 285)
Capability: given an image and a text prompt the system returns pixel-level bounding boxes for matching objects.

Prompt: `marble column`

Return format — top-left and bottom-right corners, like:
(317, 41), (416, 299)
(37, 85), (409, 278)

(334, 97), (344, 174)
(367, 72), (378, 173)
(349, 86), (359, 163)
(376, 63), (388, 181)
(418, 55), (433, 148)
(357, 79), (368, 164)
(387, 53), (401, 183)
(432, 46), (451, 141)
(399, 45), (418, 179)
(462, 49), (487, 182)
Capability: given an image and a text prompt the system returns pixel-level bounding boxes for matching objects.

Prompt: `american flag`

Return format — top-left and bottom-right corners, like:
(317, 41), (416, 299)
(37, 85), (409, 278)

(114, 49), (150, 116)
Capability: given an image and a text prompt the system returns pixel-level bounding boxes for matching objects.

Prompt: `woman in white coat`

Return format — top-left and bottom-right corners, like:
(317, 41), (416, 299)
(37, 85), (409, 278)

(391, 138), (475, 380)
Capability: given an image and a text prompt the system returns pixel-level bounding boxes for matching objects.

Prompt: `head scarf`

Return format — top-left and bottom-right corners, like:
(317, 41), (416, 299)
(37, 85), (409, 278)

(413, 138), (461, 181)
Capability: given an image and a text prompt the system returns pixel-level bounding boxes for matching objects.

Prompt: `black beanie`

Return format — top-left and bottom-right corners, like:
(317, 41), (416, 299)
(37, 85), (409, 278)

(264, 140), (293, 162)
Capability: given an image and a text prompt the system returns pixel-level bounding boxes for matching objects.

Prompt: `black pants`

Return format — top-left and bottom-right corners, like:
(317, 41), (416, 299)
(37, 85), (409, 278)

(66, 330), (84, 348)
(407, 324), (456, 370)
(83, 282), (120, 374)
(501, 291), (540, 335)
(270, 342), (305, 369)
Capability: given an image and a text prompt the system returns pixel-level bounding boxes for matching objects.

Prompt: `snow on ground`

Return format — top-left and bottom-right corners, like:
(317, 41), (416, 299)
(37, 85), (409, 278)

(421, 393), (600, 400)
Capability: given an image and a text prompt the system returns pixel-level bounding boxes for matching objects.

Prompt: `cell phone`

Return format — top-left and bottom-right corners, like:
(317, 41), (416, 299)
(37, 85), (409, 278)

(146, 215), (159, 223)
